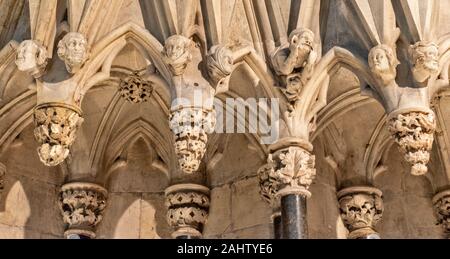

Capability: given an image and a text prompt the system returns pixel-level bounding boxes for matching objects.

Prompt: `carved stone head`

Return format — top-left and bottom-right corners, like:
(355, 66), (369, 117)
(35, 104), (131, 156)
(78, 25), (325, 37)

(289, 28), (314, 52)
(288, 28), (315, 68)
(410, 41), (439, 83)
(163, 35), (192, 75)
(57, 32), (89, 73)
(15, 40), (48, 77)
(206, 45), (233, 88)
(368, 44), (399, 85)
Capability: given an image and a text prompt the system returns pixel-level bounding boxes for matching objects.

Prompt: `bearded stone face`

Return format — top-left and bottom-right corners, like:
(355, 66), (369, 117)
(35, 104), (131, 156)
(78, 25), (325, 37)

(370, 48), (390, 73)
(368, 45), (398, 85)
(413, 44), (439, 74)
(58, 32), (88, 72)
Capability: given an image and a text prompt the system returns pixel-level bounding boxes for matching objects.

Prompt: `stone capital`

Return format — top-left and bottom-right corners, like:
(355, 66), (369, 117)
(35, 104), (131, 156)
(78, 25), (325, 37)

(337, 186), (383, 239)
(59, 182), (108, 239)
(432, 190), (450, 236)
(165, 183), (210, 238)
(261, 140), (316, 198)
(169, 106), (216, 174)
(387, 108), (436, 175)
(33, 102), (84, 166)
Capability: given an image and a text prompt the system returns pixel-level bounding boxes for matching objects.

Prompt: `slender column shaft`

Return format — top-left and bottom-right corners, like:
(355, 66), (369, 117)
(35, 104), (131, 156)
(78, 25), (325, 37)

(281, 194), (308, 239)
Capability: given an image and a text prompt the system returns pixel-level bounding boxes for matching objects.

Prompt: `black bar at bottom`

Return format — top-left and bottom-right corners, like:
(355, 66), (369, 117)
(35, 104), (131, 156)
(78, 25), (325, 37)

(281, 194), (308, 239)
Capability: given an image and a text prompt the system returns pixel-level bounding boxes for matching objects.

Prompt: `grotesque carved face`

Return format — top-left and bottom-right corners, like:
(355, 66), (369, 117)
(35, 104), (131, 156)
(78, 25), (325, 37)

(58, 32), (88, 70)
(16, 40), (47, 73)
(339, 193), (383, 230)
(289, 28), (314, 53)
(368, 45), (399, 85)
(411, 42), (439, 73)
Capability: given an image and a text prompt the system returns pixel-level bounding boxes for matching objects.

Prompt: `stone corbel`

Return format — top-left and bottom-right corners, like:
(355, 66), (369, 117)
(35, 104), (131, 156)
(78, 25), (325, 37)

(57, 32), (90, 74)
(432, 190), (450, 237)
(271, 28), (317, 110)
(367, 44), (437, 175)
(15, 40), (48, 78)
(163, 34), (216, 174)
(165, 183), (210, 239)
(206, 45), (234, 94)
(33, 80), (84, 167)
(59, 182), (108, 239)
(337, 186), (383, 239)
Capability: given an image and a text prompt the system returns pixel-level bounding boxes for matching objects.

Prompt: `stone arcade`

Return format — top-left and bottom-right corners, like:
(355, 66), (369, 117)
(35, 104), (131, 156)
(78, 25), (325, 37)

(0, 0), (450, 239)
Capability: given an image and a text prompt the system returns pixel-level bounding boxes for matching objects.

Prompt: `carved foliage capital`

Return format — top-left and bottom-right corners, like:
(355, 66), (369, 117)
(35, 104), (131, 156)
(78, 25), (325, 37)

(337, 187), (383, 239)
(59, 183), (108, 237)
(33, 103), (84, 166)
(265, 146), (316, 197)
(387, 110), (436, 175)
(162, 35), (192, 76)
(169, 107), (216, 174)
(165, 184), (210, 238)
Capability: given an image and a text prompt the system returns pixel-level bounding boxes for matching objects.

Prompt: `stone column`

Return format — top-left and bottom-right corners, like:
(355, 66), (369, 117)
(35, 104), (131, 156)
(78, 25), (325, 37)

(432, 190), (450, 238)
(259, 139), (316, 239)
(58, 182), (108, 239)
(33, 103), (84, 167)
(337, 186), (384, 239)
(165, 183), (210, 239)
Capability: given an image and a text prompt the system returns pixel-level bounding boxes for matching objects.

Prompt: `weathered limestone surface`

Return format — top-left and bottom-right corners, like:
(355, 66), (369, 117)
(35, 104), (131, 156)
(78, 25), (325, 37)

(0, 0), (450, 239)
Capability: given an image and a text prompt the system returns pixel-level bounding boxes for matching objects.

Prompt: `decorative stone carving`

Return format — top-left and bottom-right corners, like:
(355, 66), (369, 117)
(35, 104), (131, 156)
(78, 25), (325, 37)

(165, 184), (210, 238)
(15, 40), (48, 77)
(169, 107), (216, 174)
(258, 163), (279, 207)
(271, 28), (317, 107)
(206, 45), (234, 90)
(119, 72), (154, 103)
(162, 35), (192, 76)
(33, 103), (84, 167)
(266, 146), (316, 198)
(368, 44), (399, 86)
(432, 190), (450, 236)
(337, 186), (383, 239)
(59, 182), (108, 239)
(410, 41), (439, 84)
(387, 110), (436, 175)
(57, 32), (89, 73)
